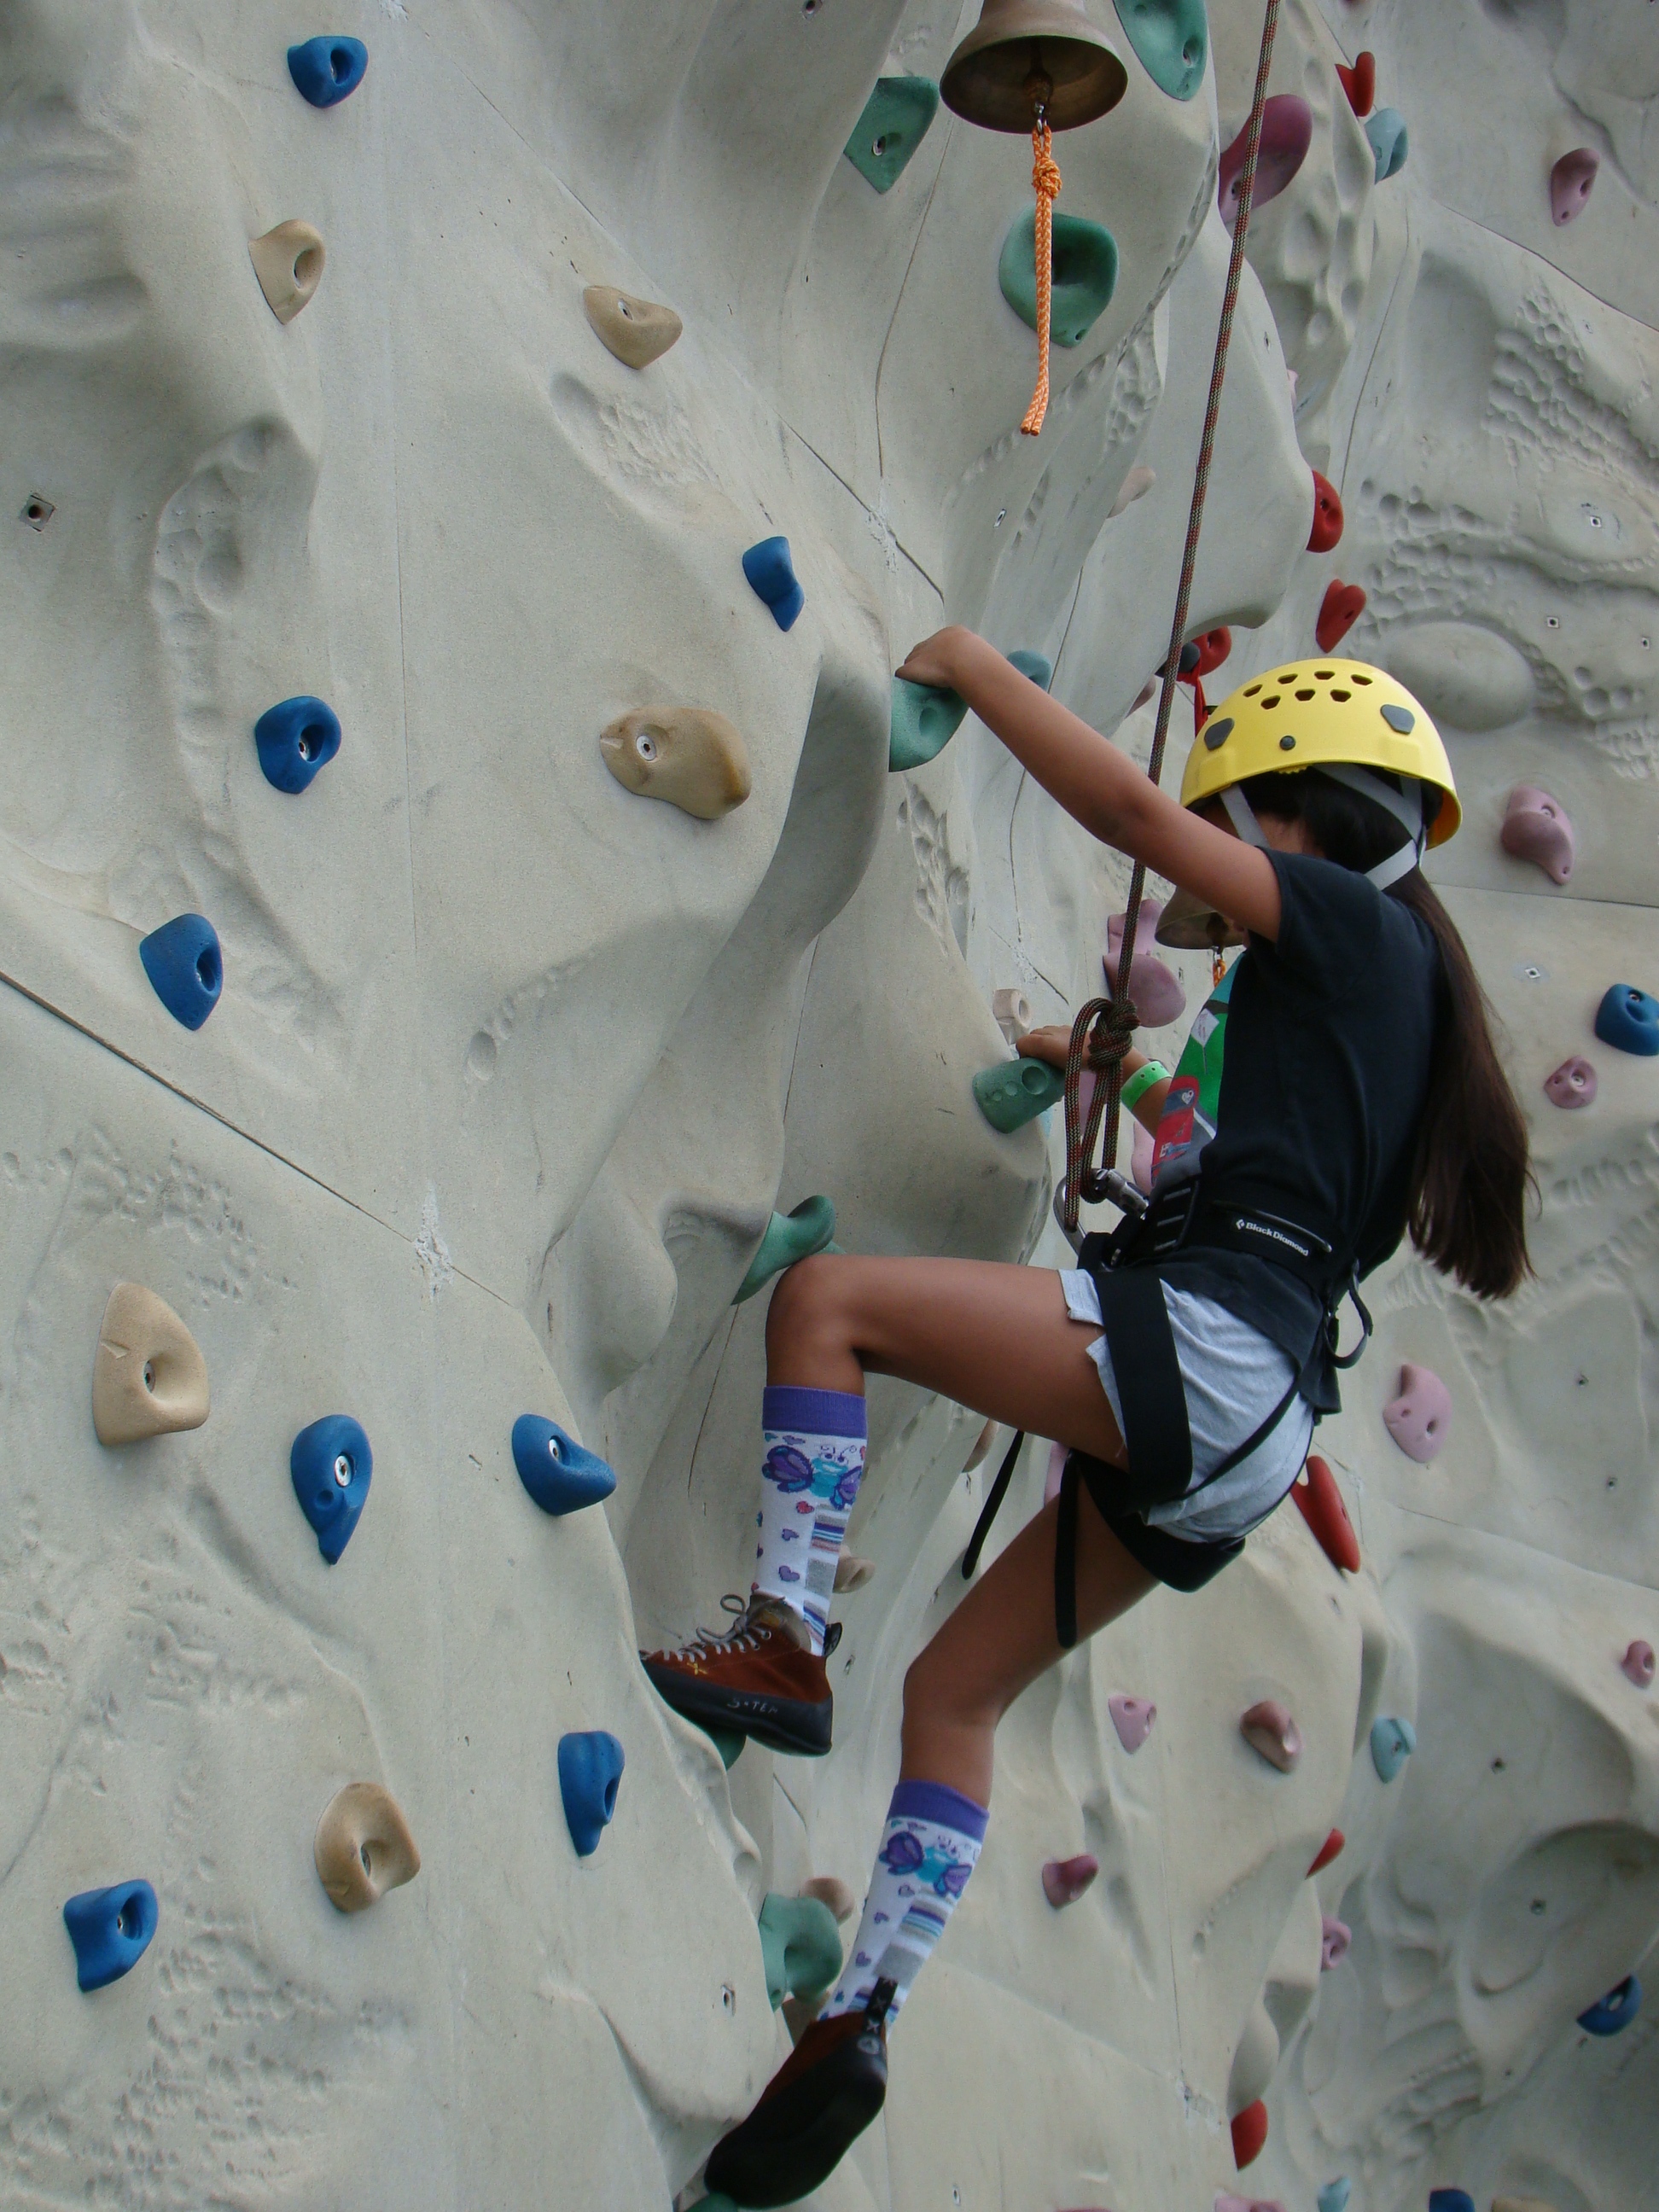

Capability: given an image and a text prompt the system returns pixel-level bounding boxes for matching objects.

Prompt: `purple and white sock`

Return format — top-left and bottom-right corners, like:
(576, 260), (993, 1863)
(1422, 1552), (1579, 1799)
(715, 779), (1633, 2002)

(754, 1385), (867, 1656)
(822, 1780), (987, 2027)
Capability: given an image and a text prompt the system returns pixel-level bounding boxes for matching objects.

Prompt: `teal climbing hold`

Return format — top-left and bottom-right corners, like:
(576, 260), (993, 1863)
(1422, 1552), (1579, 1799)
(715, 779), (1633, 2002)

(734, 1196), (837, 1303)
(974, 1057), (1064, 1133)
(558, 1730), (625, 1857)
(890, 678), (969, 772)
(843, 77), (939, 194)
(1371, 1714), (1417, 1782)
(1007, 649), (1053, 690)
(999, 209), (1118, 348)
(1365, 108), (1408, 183)
(63, 1879), (158, 1992)
(1318, 2184), (1352, 2212)
(1113, 0), (1208, 102)
(1578, 1972), (1640, 2035)
(758, 1891), (844, 2009)
(703, 1726), (746, 1770)
(511, 1414), (616, 1516)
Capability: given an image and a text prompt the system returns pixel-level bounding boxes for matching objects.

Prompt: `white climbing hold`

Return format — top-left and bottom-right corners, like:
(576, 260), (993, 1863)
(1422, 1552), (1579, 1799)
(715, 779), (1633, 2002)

(249, 219), (326, 324)
(991, 987), (1032, 1046)
(833, 1554), (874, 1593)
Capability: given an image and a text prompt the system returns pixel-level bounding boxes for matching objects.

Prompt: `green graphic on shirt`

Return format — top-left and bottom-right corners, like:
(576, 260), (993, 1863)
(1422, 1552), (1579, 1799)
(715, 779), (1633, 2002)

(1151, 958), (1237, 1184)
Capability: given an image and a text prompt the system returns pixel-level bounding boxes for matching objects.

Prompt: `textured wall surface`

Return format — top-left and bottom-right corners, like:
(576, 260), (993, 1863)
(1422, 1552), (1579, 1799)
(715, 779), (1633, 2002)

(1, 3), (1655, 2208)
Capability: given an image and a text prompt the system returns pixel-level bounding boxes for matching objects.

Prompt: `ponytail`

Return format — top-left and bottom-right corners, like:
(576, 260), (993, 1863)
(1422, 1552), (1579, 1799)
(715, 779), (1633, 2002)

(1241, 768), (1533, 1299)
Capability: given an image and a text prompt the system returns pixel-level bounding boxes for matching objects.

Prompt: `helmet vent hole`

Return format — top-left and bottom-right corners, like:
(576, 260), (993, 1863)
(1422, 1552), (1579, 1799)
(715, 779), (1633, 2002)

(1260, 695), (1281, 709)
(1295, 688), (1316, 701)
(1244, 684), (1262, 697)
(1277, 672), (1297, 684)
(1352, 673), (1373, 686)
(1330, 687), (1351, 701)
(1315, 669), (1334, 680)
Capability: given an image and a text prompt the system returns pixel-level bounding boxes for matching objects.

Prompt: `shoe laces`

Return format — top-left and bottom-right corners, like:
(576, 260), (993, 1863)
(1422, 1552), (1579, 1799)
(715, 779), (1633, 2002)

(678, 1592), (773, 1659)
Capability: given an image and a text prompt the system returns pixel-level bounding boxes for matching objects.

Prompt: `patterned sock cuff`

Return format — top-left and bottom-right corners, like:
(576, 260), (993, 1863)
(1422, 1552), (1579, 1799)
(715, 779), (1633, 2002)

(889, 1778), (989, 1842)
(762, 1384), (868, 1439)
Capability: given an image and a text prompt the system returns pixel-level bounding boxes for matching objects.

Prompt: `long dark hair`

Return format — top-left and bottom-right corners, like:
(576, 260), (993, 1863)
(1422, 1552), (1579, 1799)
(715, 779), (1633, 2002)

(1241, 766), (1533, 1300)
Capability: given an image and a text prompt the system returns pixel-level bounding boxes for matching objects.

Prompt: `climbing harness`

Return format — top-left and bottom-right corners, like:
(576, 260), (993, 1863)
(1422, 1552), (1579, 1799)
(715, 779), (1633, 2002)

(1021, 116), (1062, 435)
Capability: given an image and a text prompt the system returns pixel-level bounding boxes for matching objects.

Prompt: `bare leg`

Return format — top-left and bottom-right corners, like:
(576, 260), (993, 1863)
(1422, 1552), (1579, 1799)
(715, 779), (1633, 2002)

(764, 1254), (1156, 1805)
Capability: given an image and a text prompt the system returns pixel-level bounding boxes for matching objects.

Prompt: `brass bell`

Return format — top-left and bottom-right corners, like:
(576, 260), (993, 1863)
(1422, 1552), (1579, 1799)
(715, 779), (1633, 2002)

(1154, 885), (1247, 952)
(940, 0), (1128, 133)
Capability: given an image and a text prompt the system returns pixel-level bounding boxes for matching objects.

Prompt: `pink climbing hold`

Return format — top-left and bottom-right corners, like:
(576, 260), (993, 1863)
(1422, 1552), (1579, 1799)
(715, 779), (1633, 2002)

(1240, 1700), (1303, 1773)
(1622, 1640), (1656, 1689)
(1042, 1854), (1100, 1908)
(1219, 95), (1313, 230)
(1382, 1362), (1452, 1464)
(1308, 469), (1344, 554)
(1317, 580), (1365, 654)
(1336, 50), (1375, 118)
(1320, 1915), (1352, 1970)
(1551, 147), (1599, 226)
(1109, 1693), (1157, 1753)
(1544, 1057), (1598, 1110)
(1500, 785), (1575, 885)
(1105, 904), (1187, 1028)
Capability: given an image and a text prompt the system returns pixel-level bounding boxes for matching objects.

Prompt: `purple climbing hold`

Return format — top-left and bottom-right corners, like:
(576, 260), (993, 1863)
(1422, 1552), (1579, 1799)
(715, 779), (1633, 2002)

(1543, 1057), (1597, 1110)
(1500, 785), (1575, 884)
(1382, 1361), (1451, 1464)
(1551, 147), (1599, 226)
(1320, 1915), (1352, 1970)
(1594, 984), (1659, 1057)
(1218, 95), (1313, 231)
(1042, 1854), (1099, 1908)
(1105, 903), (1186, 1028)
(1109, 1692), (1156, 1752)
(1621, 1639), (1655, 1689)
(1240, 1699), (1302, 1773)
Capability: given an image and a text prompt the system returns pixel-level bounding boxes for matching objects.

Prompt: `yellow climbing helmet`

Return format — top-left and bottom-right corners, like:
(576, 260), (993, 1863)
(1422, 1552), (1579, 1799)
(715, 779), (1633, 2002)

(1180, 656), (1461, 856)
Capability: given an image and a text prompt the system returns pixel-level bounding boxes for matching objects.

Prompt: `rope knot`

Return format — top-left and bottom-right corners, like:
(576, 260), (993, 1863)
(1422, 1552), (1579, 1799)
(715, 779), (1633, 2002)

(1086, 997), (1138, 1070)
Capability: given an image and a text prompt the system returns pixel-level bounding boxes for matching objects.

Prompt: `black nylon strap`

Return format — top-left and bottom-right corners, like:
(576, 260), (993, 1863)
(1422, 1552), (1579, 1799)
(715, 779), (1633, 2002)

(962, 1427), (1025, 1580)
(1055, 1455), (1082, 1648)
(1098, 1266), (1194, 1507)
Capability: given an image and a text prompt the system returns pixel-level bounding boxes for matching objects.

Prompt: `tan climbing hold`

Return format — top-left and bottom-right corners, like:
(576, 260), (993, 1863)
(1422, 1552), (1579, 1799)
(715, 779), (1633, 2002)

(314, 1782), (421, 1912)
(833, 1554), (874, 1593)
(1109, 464), (1155, 519)
(964, 1417), (1000, 1472)
(249, 220), (326, 324)
(582, 284), (683, 370)
(92, 1283), (210, 1446)
(600, 707), (751, 821)
(800, 1875), (855, 1924)
(1492, 2199), (1559, 2212)
(1240, 1699), (1303, 1773)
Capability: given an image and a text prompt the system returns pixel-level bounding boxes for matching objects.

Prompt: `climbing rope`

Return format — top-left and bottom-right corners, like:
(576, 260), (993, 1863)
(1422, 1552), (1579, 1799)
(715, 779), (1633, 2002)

(1057, 0), (1284, 1241)
(1021, 119), (1062, 436)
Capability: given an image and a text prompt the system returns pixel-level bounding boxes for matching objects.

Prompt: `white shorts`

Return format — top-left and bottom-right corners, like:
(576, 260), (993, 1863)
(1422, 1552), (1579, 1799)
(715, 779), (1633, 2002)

(1059, 1270), (1314, 1545)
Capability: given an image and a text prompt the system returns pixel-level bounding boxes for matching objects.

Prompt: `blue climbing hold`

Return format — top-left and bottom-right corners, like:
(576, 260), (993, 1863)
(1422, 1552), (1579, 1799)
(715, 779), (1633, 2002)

(974, 1057), (1065, 1133)
(287, 36), (368, 108)
(1594, 984), (1659, 1057)
(139, 914), (223, 1031)
(1371, 1714), (1417, 1782)
(999, 209), (1119, 348)
(843, 77), (939, 194)
(758, 1892), (843, 2009)
(558, 1730), (625, 1857)
(734, 1196), (837, 1303)
(1428, 2194), (1475, 2212)
(742, 537), (805, 632)
(1007, 649), (1054, 690)
(1578, 1972), (1640, 2036)
(1365, 108), (1409, 183)
(63, 1879), (158, 1992)
(254, 696), (341, 795)
(290, 1414), (372, 1563)
(1317, 2184), (1352, 2212)
(511, 1414), (616, 1516)
(890, 678), (969, 772)
(1113, 0), (1208, 102)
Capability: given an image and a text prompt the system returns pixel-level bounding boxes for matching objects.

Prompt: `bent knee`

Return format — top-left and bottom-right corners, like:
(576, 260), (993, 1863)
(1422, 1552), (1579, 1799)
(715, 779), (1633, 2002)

(764, 1249), (845, 1345)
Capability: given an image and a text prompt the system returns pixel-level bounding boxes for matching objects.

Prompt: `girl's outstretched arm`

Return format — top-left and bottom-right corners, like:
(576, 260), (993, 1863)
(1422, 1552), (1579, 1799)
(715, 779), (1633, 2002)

(897, 626), (1287, 942)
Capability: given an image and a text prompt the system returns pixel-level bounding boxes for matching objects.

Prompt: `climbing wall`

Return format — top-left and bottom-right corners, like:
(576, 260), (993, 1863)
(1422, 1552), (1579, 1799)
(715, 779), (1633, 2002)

(1, 3), (1654, 2209)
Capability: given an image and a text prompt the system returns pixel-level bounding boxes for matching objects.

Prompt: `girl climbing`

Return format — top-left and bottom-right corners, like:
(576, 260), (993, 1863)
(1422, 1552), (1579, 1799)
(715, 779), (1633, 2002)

(644, 630), (1532, 2207)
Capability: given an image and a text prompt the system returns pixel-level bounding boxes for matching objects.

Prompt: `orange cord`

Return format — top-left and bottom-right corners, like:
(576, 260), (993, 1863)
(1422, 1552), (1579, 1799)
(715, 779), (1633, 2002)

(1020, 121), (1062, 437)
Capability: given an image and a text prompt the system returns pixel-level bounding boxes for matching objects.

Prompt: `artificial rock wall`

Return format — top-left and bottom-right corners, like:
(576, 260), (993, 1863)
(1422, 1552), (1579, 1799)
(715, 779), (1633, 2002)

(2, 3), (1656, 2209)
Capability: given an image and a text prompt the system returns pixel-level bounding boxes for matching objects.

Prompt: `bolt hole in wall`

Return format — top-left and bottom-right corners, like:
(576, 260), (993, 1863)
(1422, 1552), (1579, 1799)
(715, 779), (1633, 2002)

(22, 493), (53, 528)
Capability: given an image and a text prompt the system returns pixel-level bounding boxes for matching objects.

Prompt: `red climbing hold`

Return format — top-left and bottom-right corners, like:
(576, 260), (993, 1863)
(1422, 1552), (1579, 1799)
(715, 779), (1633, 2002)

(1219, 95), (1313, 231)
(1316, 580), (1365, 653)
(1551, 148), (1599, 227)
(1308, 1827), (1346, 1876)
(1181, 627), (1233, 681)
(1308, 471), (1344, 554)
(1231, 2099), (1269, 2170)
(1336, 51), (1375, 118)
(1292, 1455), (1361, 1573)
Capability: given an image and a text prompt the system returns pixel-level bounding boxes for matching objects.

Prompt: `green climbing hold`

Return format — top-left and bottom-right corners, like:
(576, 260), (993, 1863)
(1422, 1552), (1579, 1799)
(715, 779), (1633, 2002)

(704, 1726), (745, 1769)
(998, 209), (1119, 349)
(758, 1892), (844, 2010)
(843, 77), (940, 194)
(890, 678), (969, 772)
(1113, 0), (1208, 102)
(974, 1057), (1064, 1133)
(734, 1196), (837, 1303)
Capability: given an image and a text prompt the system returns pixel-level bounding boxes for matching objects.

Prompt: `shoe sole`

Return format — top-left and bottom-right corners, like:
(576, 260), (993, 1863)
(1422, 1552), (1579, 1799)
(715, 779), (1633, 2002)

(642, 1662), (832, 1759)
(704, 2039), (887, 2206)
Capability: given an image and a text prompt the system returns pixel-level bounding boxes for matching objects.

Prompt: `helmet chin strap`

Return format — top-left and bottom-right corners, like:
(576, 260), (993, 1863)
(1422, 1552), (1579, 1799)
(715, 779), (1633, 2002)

(1221, 769), (1426, 889)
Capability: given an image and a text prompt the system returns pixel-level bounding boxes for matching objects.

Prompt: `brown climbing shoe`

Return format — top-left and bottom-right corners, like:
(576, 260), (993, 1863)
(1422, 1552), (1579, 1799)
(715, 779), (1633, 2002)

(703, 1980), (893, 2207)
(641, 1596), (833, 1758)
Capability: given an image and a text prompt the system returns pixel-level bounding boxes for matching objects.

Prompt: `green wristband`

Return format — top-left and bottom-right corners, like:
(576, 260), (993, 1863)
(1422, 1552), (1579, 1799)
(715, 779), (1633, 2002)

(1120, 1060), (1171, 1113)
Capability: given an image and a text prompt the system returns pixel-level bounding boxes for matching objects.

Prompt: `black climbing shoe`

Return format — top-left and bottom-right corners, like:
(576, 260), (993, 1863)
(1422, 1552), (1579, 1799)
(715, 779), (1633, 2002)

(703, 1979), (893, 2207)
